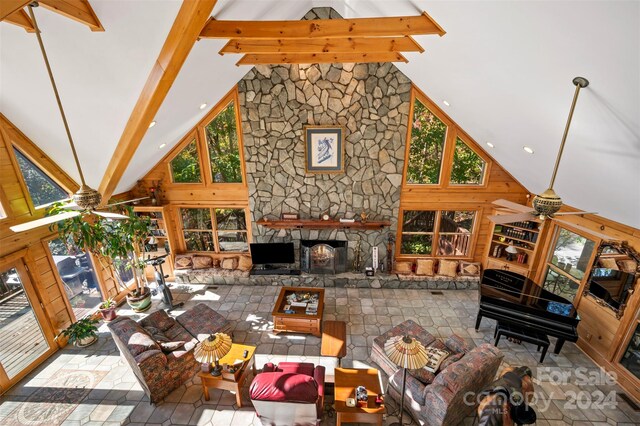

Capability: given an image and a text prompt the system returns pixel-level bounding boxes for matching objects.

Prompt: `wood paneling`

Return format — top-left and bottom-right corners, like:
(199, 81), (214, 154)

(236, 52), (408, 65)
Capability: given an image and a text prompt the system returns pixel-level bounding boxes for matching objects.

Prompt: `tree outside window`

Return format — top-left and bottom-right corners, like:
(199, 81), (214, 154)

(170, 140), (202, 183)
(406, 99), (447, 185)
(401, 210), (476, 257)
(180, 207), (248, 252)
(205, 102), (242, 183)
(450, 138), (486, 185)
(14, 148), (68, 207)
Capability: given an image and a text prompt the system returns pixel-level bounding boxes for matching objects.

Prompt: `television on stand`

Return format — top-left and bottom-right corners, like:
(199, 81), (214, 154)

(249, 243), (300, 275)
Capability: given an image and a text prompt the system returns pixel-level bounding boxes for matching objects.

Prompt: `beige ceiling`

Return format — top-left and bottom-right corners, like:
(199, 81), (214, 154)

(1, 0), (638, 228)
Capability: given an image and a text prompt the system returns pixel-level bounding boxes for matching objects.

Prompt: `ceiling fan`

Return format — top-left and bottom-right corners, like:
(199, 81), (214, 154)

(488, 77), (596, 225)
(10, 3), (143, 233)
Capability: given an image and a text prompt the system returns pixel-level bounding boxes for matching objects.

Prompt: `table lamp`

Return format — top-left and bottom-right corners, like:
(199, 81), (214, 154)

(505, 244), (518, 261)
(194, 333), (232, 376)
(384, 335), (428, 426)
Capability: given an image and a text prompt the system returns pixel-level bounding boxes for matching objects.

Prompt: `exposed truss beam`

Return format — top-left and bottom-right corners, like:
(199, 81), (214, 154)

(201, 11), (445, 39)
(98, 0), (218, 204)
(0, 0), (30, 21)
(39, 0), (103, 31)
(4, 8), (35, 32)
(236, 52), (408, 66)
(220, 36), (423, 55)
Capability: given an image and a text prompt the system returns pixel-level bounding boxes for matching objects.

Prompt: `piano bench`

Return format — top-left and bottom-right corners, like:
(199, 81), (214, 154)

(495, 322), (550, 363)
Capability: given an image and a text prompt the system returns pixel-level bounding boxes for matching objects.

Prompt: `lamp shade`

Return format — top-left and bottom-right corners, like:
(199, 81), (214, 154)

(505, 245), (519, 254)
(194, 333), (232, 364)
(384, 335), (428, 370)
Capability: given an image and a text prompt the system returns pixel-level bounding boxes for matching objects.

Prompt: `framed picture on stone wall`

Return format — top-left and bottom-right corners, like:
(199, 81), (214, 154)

(304, 126), (345, 173)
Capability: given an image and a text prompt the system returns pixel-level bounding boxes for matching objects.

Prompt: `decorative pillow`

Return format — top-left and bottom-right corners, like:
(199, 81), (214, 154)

(415, 259), (434, 276)
(174, 254), (193, 270)
(598, 257), (618, 270)
(617, 259), (637, 274)
(238, 255), (253, 271)
(212, 258), (221, 268)
(408, 367), (436, 385)
(221, 257), (238, 270)
(394, 261), (413, 275)
(424, 346), (450, 373)
(459, 261), (482, 277)
(437, 260), (458, 277)
(192, 255), (213, 269)
(160, 341), (186, 353)
(439, 352), (464, 371)
(150, 311), (177, 332)
(143, 326), (169, 343)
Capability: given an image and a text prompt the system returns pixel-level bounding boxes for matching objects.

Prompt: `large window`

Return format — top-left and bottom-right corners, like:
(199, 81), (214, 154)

(450, 138), (486, 185)
(400, 210), (476, 257)
(205, 101), (242, 183)
(406, 99), (447, 185)
(542, 227), (596, 302)
(13, 147), (68, 207)
(181, 207), (248, 252)
(170, 140), (202, 183)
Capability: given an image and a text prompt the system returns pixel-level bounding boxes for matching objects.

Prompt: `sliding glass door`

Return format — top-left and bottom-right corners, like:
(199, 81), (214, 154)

(0, 260), (55, 392)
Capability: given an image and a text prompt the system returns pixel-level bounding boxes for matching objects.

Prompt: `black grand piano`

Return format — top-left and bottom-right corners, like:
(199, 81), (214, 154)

(476, 269), (580, 355)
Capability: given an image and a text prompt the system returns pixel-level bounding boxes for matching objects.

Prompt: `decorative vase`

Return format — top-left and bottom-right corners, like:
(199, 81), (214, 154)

(76, 335), (98, 348)
(126, 287), (152, 312)
(99, 306), (117, 322)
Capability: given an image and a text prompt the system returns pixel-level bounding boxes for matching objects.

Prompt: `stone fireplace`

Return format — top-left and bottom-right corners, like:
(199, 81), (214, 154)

(301, 240), (347, 274)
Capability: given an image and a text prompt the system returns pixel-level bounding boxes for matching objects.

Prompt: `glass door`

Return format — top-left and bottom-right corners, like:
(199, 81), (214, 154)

(0, 260), (55, 391)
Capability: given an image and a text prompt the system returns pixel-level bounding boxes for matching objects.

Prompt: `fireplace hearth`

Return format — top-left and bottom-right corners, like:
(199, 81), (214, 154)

(301, 240), (347, 274)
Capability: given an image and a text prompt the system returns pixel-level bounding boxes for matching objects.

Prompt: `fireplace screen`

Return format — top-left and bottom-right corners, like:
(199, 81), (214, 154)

(310, 244), (335, 274)
(301, 240), (347, 274)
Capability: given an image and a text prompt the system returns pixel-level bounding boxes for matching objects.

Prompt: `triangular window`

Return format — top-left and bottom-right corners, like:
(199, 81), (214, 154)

(170, 140), (202, 183)
(205, 101), (242, 183)
(13, 147), (68, 207)
(450, 138), (486, 185)
(406, 99), (447, 184)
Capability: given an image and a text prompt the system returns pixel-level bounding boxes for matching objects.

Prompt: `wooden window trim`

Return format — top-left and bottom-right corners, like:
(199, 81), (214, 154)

(396, 208), (480, 260)
(166, 132), (205, 186)
(177, 206), (251, 254)
(446, 134), (492, 188)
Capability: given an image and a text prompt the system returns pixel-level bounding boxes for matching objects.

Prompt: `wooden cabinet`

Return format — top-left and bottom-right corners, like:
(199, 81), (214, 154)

(484, 218), (542, 277)
(133, 206), (174, 280)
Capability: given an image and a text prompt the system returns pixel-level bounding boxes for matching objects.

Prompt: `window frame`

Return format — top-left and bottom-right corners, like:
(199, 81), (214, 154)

(448, 135), (489, 187)
(177, 205), (251, 254)
(167, 132), (204, 185)
(396, 208), (480, 259)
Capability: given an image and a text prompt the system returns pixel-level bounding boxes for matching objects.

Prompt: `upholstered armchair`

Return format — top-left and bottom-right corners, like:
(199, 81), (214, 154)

(250, 362), (325, 426)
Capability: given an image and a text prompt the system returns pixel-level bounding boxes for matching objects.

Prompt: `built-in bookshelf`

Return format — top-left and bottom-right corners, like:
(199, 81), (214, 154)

(134, 206), (174, 280)
(485, 219), (541, 277)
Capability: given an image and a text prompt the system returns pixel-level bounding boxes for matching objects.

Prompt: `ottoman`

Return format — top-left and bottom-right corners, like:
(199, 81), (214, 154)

(176, 303), (233, 341)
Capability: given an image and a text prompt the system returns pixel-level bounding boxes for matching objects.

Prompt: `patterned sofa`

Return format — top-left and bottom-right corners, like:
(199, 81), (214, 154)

(371, 320), (503, 426)
(107, 303), (232, 403)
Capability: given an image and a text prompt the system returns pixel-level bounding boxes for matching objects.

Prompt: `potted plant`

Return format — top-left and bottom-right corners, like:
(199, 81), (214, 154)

(59, 317), (99, 347)
(51, 205), (154, 312)
(99, 297), (117, 321)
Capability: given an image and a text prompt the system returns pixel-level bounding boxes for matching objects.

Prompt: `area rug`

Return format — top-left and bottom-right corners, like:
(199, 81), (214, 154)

(2, 369), (107, 425)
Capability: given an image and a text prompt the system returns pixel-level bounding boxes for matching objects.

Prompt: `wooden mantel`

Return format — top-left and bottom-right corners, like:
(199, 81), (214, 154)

(257, 218), (390, 230)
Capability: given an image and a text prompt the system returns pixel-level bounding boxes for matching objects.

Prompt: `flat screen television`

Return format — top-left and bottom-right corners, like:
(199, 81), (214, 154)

(249, 242), (295, 265)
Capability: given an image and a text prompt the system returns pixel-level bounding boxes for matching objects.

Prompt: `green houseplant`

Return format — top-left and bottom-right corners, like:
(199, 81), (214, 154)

(98, 297), (117, 322)
(50, 205), (154, 312)
(59, 317), (99, 347)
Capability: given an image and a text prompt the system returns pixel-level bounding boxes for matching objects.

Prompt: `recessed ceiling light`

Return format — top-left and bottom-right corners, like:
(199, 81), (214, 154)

(199, 103), (208, 110)
(523, 146), (534, 154)
(149, 121), (156, 128)
(486, 142), (495, 148)
(442, 100), (451, 107)
(159, 143), (166, 149)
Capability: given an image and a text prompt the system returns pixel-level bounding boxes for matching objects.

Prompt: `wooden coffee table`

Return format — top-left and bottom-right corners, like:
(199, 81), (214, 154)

(272, 287), (324, 337)
(334, 367), (385, 426)
(199, 343), (256, 407)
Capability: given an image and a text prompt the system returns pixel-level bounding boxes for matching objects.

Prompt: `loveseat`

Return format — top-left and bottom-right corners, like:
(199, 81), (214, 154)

(371, 320), (503, 426)
(250, 362), (325, 426)
(107, 303), (232, 403)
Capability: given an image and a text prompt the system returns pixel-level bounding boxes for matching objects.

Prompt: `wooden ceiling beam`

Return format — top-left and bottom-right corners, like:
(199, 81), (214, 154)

(39, 0), (104, 31)
(98, 0), (218, 204)
(220, 36), (424, 55)
(4, 8), (35, 32)
(201, 11), (445, 39)
(236, 52), (408, 66)
(0, 0), (31, 21)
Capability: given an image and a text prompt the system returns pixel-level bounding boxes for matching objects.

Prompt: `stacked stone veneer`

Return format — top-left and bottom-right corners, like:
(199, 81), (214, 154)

(238, 9), (411, 269)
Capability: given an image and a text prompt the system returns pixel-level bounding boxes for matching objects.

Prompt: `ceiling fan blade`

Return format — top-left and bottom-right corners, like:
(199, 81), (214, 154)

(92, 211), (129, 219)
(10, 211), (82, 233)
(491, 199), (533, 213)
(553, 211), (598, 216)
(106, 197), (150, 207)
(487, 212), (536, 224)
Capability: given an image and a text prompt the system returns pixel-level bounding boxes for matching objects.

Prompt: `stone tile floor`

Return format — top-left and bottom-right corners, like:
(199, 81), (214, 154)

(1, 283), (639, 425)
